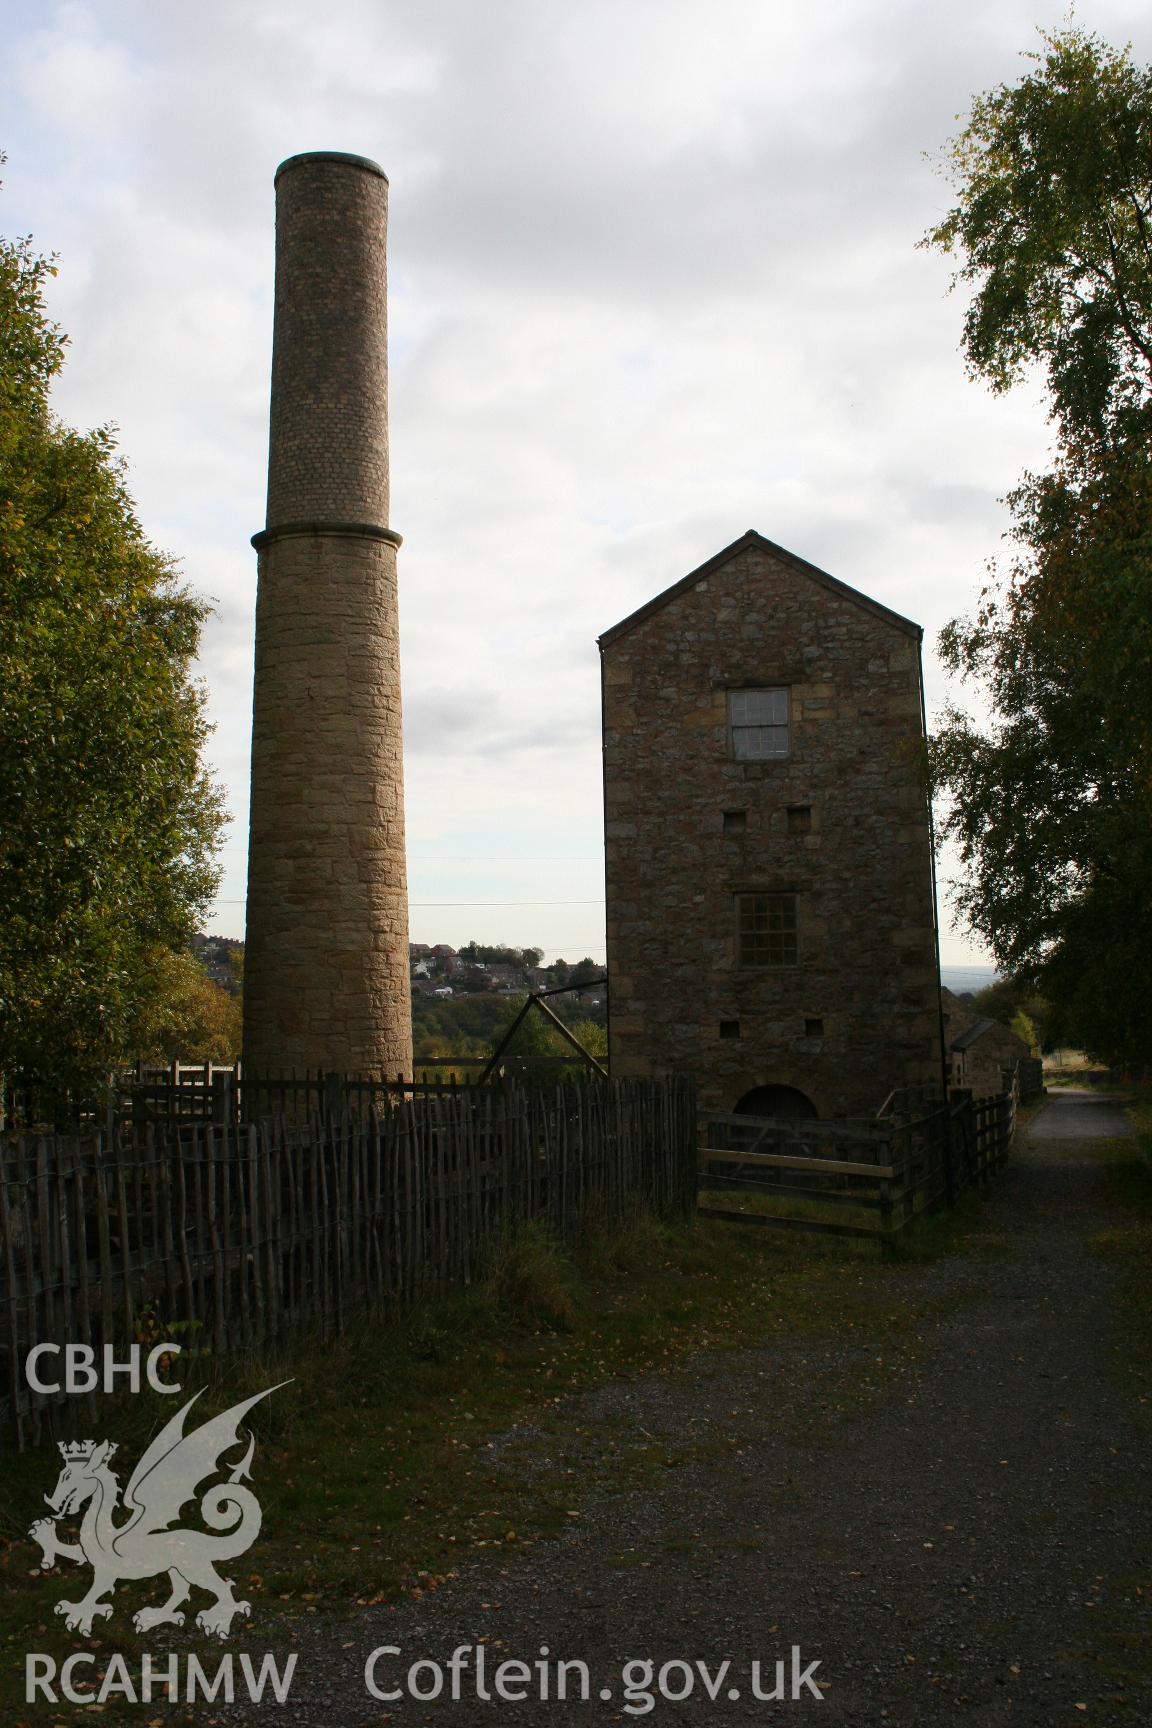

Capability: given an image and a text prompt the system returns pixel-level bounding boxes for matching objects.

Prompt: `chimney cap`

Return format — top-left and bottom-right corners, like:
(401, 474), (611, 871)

(275, 151), (388, 185)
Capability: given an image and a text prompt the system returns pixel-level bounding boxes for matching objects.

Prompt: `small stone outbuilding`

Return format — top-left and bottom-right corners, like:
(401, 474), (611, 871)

(599, 530), (944, 1118)
(941, 988), (1031, 1099)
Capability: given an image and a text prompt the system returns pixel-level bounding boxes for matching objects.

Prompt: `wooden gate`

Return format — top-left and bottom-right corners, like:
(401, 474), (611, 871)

(698, 1091), (1015, 1247)
(698, 1110), (901, 1243)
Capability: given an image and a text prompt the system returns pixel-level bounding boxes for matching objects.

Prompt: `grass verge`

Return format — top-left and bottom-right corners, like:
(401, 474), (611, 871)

(1078, 1097), (1152, 1698)
(1088, 1096), (1152, 1408)
(1, 1198), (984, 1723)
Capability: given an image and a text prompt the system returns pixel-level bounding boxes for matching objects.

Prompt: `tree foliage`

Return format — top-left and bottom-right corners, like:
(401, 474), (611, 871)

(0, 193), (225, 1096)
(923, 27), (1152, 446)
(485, 998), (606, 1087)
(411, 987), (607, 1075)
(139, 951), (242, 1065)
(456, 942), (544, 970)
(925, 30), (1152, 1062)
(566, 957), (603, 990)
(969, 977), (1051, 1054)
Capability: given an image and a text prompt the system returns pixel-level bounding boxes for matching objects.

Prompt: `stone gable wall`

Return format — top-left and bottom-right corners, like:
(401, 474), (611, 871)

(601, 539), (942, 1117)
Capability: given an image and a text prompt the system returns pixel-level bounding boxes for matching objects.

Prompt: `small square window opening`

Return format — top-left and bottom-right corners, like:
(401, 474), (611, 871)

(719, 1020), (741, 1039)
(787, 805), (813, 834)
(723, 810), (747, 834)
(804, 1018), (824, 1037)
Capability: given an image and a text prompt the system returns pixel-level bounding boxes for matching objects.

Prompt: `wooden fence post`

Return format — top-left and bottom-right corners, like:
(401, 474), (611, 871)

(944, 1107), (959, 1209)
(323, 1073), (344, 1126)
(878, 1122), (896, 1245)
(211, 1070), (234, 1127)
(0, 1145), (24, 1449)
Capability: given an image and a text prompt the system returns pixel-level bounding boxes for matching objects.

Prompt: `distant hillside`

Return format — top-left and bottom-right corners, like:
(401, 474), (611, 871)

(940, 964), (999, 996)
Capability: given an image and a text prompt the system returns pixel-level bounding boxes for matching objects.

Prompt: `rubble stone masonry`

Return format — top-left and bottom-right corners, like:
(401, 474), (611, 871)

(244, 153), (412, 1076)
(600, 531), (942, 1117)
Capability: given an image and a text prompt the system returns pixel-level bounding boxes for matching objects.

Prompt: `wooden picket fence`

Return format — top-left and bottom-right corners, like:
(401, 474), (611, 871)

(698, 1087), (1016, 1245)
(1, 1060), (598, 1137)
(0, 1075), (696, 1449)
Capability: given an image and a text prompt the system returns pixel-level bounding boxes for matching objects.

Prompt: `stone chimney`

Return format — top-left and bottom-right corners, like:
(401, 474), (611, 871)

(243, 151), (413, 1077)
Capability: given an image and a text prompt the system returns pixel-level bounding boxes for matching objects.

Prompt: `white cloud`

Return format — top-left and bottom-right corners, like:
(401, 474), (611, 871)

(3, 0), (1148, 969)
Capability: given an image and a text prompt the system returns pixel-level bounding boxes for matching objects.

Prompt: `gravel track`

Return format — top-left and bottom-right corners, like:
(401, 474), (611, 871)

(226, 1091), (1151, 1726)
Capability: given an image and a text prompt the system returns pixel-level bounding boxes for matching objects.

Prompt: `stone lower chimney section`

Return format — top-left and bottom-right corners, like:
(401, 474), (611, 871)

(243, 151), (413, 1077)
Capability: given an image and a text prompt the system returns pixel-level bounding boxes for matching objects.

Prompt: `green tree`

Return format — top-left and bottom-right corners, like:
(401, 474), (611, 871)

(225, 941), (245, 997)
(924, 30), (1152, 1063)
(566, 1017), (607, 1059)
(971, 976), (1052, 1051)
(456, 941), (543, 970)
(487, 998), (591, 1087)
(923, 27), (1152, 446)
(1009, 1010), (1039, 1057)
(566, 957), (603, 990)
(458, 964), (493, 993)
(140, 950), (242, 1064)
(0, 195), (225, 1099)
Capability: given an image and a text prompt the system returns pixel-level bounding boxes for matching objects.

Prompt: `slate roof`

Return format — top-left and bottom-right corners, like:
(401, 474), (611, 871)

(950, 1016), (999, 1053)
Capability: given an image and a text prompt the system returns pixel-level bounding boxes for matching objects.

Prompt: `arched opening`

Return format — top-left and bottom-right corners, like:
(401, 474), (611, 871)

(733, 1083), (819, 1120)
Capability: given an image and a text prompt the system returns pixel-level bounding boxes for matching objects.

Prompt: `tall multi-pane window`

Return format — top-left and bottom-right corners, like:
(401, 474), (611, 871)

(729, 688), (789, 759)
(736, 892), (798, 966)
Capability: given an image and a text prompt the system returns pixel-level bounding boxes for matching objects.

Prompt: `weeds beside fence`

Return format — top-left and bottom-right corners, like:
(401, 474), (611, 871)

(0, 1075), (696, 1450)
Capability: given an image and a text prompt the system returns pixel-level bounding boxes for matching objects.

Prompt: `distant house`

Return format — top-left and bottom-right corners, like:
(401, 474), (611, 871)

(191, 933), (243, 993)
(486, 964), (528, 991)
(941, 988), (1030, 1098)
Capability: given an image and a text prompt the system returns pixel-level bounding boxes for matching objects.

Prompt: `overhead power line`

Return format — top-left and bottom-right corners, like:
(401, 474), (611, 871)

(211, 897), (606, 908)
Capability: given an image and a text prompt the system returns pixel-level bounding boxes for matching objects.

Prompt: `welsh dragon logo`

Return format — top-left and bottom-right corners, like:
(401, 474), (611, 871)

(28, 1383), (288, 1640)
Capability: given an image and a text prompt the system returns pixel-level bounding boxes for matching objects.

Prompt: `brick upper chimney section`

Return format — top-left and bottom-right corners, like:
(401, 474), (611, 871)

(265, 151), (390, 529)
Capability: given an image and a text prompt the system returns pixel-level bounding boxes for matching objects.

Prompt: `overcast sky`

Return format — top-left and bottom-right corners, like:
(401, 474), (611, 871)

(3, 0), (1148, 967)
